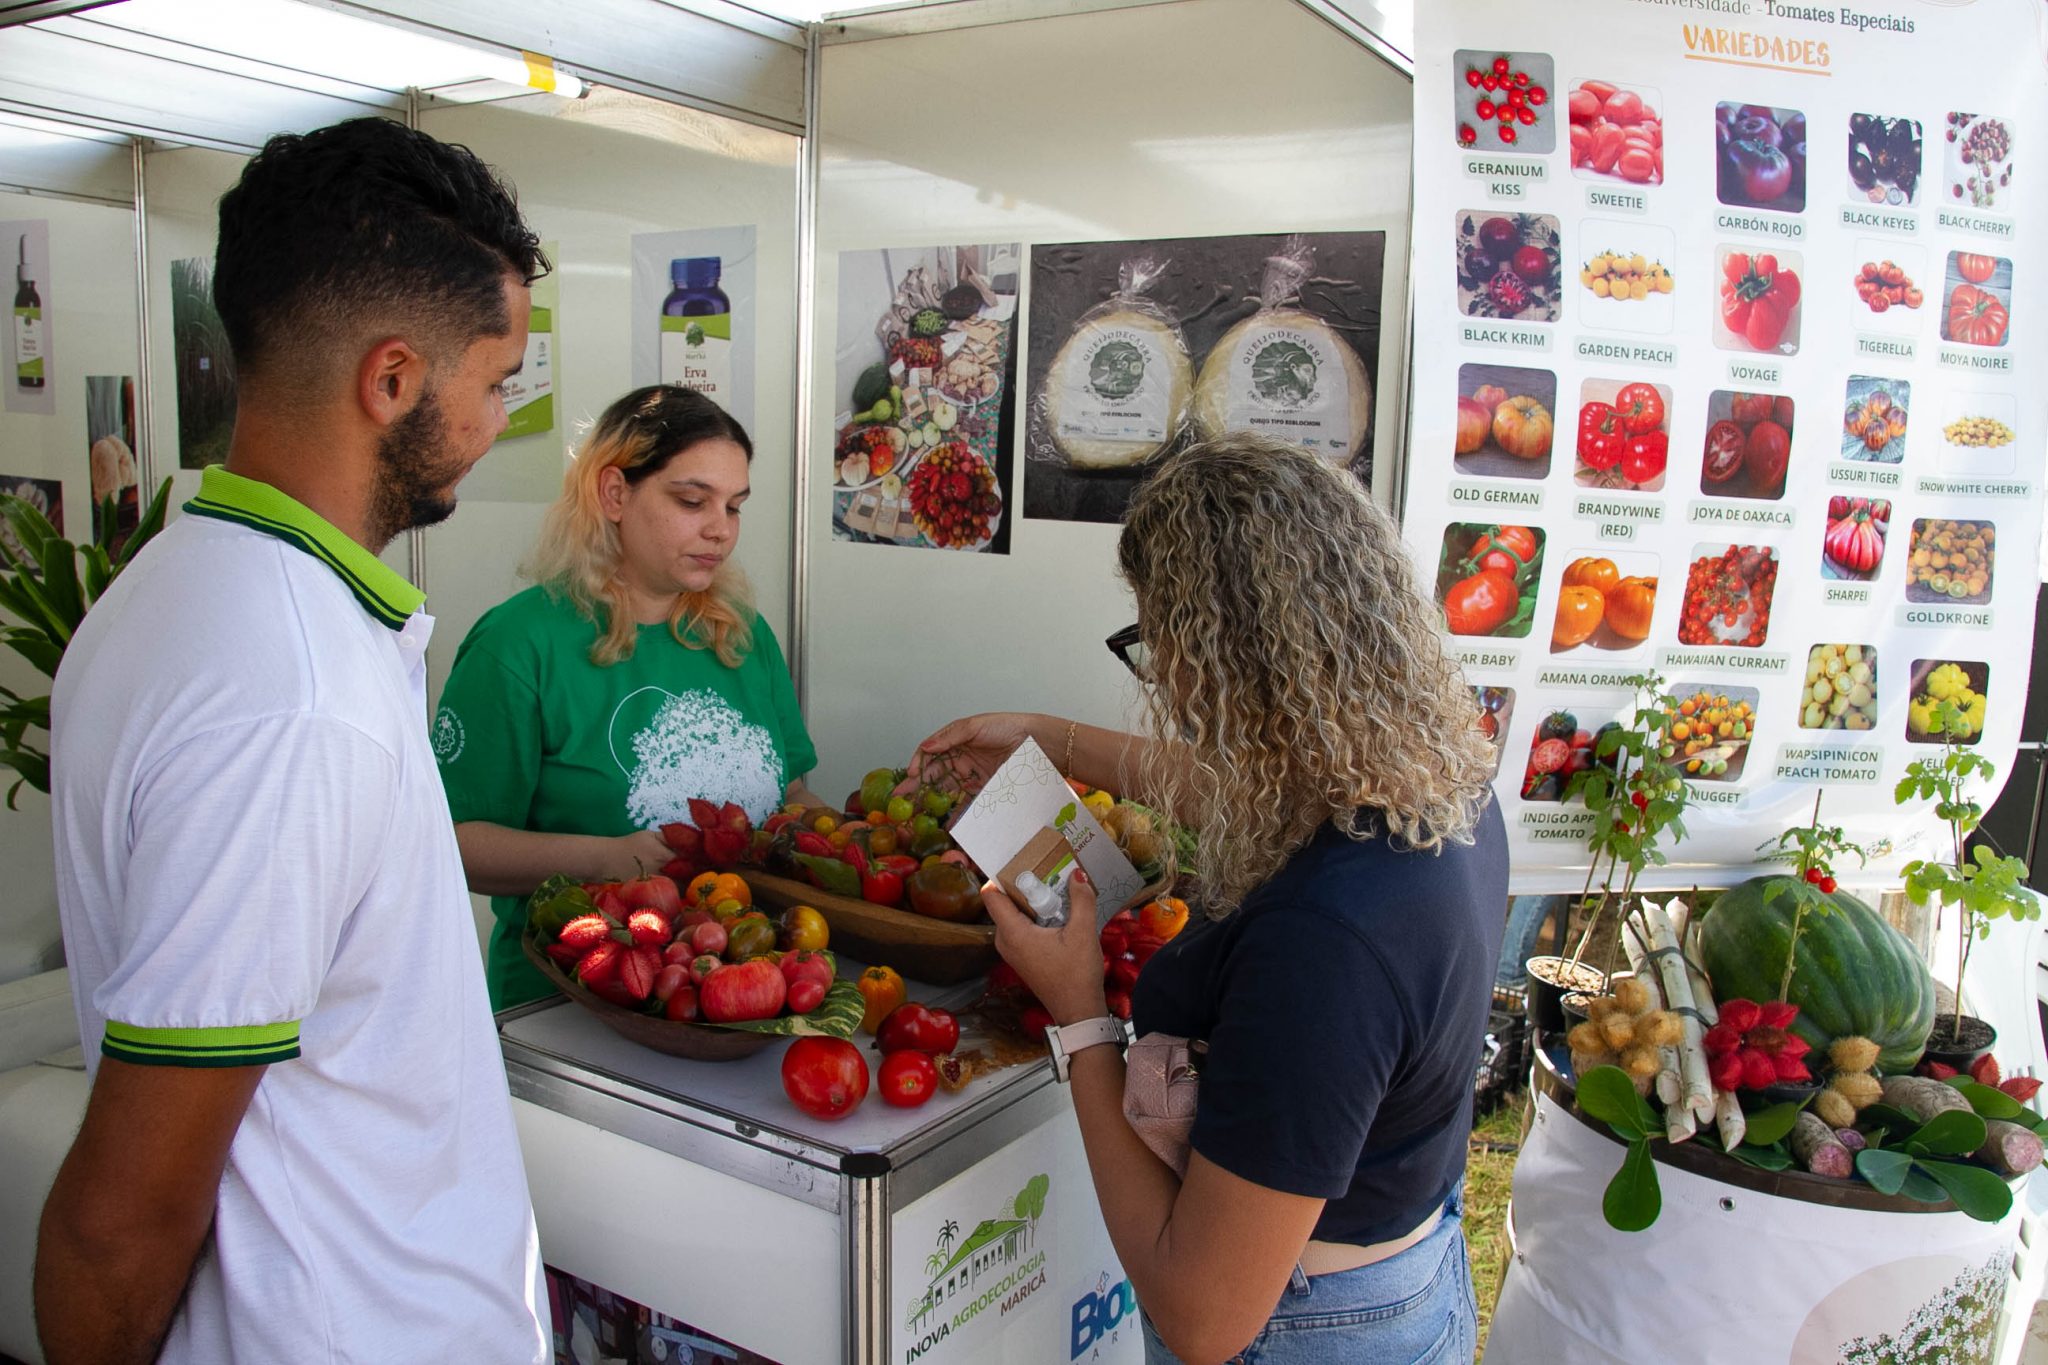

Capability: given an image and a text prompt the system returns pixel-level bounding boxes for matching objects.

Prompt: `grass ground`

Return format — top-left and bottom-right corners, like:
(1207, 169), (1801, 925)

(1466, 1093), (1525, 1359)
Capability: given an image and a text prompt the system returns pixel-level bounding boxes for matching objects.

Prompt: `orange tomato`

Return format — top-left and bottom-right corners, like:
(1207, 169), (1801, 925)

(1605, 576), (1658, 640)
(1562, 556), (1620, 595)
(1139, 896), (1190, 942)
(1551, 585), (1606, 648)
(708, 872), (751, 909)
(687, 871), (723, 907)
(856, 965), (906, 1034)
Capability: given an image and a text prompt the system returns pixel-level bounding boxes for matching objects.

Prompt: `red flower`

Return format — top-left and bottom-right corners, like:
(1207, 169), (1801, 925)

(1703, 997), (1811, 1092)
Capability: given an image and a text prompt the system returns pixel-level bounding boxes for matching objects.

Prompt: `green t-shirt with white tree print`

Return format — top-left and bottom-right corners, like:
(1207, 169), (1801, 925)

(434, 584), (815, 1009)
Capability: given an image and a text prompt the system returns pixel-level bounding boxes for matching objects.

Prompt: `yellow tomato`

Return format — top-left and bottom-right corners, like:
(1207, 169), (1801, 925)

(779, 904), (830, 953)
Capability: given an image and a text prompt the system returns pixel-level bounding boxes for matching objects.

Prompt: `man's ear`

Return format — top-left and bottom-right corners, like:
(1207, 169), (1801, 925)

(356, 336), (427, 428)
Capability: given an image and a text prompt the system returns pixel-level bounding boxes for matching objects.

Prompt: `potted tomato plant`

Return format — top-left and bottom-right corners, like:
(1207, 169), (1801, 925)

(1896, 698), (2036, 1066)
(1524, 672), (1691, 1029)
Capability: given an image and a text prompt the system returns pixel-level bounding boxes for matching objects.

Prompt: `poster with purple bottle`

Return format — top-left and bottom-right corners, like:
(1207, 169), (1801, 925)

(630, 226), (756, 434)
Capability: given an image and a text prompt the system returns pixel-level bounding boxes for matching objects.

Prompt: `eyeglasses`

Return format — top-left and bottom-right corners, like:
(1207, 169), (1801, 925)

(1105, 623), (1149, 678)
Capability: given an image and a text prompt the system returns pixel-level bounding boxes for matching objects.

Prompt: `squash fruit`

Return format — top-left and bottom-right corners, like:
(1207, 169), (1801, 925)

(1700, 876), (1934, 1074)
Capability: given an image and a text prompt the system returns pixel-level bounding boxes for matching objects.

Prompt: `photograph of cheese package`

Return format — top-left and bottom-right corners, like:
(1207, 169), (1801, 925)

(1022, 229), (1384, 524)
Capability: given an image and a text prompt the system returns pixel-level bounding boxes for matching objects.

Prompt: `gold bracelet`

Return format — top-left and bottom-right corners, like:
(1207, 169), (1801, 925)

(1063, 719), (1078, 777)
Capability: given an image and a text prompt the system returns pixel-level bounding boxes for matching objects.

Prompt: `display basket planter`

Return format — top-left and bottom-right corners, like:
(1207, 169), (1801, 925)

(1483, 1045), (2027, 1364)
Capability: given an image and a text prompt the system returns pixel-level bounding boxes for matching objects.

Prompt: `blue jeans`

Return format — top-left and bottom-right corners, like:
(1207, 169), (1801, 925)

(1141, 1183), (1476, 1364)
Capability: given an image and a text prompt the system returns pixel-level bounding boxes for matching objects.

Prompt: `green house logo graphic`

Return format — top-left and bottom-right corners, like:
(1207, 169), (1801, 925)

(1087, 340), (1146, 400)
(905, 1173), (1049, 1336)
(1249, 337), (1318, 409)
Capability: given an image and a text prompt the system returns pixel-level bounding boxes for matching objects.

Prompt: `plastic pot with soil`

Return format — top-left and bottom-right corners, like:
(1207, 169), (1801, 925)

(1922, 1013), (1997, 1071)
(1525, 955), (1607, 1033)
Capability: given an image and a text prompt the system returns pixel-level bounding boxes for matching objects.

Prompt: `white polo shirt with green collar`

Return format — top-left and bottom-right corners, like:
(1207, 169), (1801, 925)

(50, 467), (548, 1364)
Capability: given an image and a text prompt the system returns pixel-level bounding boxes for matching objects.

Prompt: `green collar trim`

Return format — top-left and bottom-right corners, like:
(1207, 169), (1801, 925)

(184, 468), (424, 630)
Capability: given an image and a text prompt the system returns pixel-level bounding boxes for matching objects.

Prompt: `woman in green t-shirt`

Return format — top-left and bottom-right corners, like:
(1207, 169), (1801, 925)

(436, 385), (821, 1008)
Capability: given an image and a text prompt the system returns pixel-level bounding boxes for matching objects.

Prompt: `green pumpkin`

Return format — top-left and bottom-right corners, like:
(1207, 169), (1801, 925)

(1700, 876), (1935, 1074)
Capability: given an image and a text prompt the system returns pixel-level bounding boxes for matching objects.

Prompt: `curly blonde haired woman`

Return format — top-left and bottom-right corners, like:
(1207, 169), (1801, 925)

(910, 436), (1506, 1364)
(438, 385), (820, 1009)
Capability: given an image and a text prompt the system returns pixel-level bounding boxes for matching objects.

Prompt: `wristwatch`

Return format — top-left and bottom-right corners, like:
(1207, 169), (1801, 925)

(1045, 1016), (1127, 1083)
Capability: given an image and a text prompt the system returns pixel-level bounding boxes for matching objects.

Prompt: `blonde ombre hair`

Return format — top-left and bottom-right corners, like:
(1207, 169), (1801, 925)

(526, 385), (756, 668)
(1116, 435), (1497, 912)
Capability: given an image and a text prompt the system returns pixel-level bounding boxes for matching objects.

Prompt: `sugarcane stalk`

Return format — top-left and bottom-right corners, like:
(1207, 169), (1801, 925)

(1643, 896), (1715, 1122)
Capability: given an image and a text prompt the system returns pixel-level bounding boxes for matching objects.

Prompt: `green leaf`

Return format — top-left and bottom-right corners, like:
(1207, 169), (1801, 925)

(0, 493), (58, 564)
(1919, 1158), (2014, 1222)
(113, 478), (173, 570)
(1898, 1166), (1949, 1204)
(698, 978), (864, 1039)
(1949, 1079), (2026, 1121)
(1575, 1065), (1651, 1140)
(1719, 1140), (1794, 1172)
(1602, 1138), (1662, 1232)
(0, 628), (59, 677)
(1741, 1102), (1802, 1147)
(1856, 1104), (1921, 1144)
(78, 543), (112, 602)
(36, 538), (82, 633)
(1906, 1109), (1987, 1156)
(0, 741), (48, 795)
(793, 853), (862, 899)
(1856, 1147), (1913, 1195)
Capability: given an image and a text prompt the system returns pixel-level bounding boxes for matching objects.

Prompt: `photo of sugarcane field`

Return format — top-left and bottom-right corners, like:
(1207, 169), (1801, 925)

(171, 255), (236, 469)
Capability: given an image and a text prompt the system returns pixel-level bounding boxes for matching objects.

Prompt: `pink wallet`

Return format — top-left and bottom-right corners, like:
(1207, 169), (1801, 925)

(1121, 1033), (1205, 1177)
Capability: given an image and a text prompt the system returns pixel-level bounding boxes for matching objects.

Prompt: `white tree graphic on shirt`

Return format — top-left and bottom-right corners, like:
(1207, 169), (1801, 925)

(609, 686), (782, 829)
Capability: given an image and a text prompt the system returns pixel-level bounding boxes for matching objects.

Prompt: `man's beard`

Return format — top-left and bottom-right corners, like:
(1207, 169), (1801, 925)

(369, 385), (468, 548)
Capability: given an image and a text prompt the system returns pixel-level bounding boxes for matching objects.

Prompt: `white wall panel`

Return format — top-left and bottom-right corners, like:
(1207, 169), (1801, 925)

(802, 0), (1414, 802)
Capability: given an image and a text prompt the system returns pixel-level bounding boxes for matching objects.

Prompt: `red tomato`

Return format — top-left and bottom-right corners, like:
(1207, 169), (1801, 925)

(1728, 392), (1774, 427)
(781, 1037), (870, 1120)
(1944, 284), (2009, 347)
(1701, 420), (1746, 485)
(878, 1050), (939, 1108)
(1955, 253), (1997, 285)
(1577, 401), (1626, 470)
(1720, 256), (1801, 351)
(1741, 420), (1791, 495)
(1471, 525), (1539, 570)
(1443, 569), (1522, 636)
(876, 1003), (961, 1056)
(1619, 431), (1668, 487)
(1612, 383), (1665, 437)
(1772, 395), (1795, 429)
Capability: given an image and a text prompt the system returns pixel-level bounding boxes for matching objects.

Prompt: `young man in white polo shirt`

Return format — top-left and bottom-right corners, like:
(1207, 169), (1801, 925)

(36, 118), (551, 1364)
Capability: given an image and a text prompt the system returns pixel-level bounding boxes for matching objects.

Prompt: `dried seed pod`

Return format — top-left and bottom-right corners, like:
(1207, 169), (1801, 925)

(1642, 1011), (1684, 1048)
(1828, 1036), (1882, 1075)
(1622, 1046), (1661, 1082)
(1813, 1088), (1856, 1129)
(1830, 1071), (1883, 1111)
(1613, 977), (1653, 1014)
(1585, 997), (1624, 1023)
(1599, 1014), (1637, 1050)
(1568, 1021), (1606, 1056)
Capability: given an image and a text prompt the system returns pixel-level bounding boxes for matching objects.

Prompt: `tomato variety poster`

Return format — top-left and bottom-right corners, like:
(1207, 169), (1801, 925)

(1409, 1), (2048, 886)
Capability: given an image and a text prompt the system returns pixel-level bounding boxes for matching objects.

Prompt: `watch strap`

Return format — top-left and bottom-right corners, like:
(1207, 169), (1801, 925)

(1046, 1016), (1125, 1082)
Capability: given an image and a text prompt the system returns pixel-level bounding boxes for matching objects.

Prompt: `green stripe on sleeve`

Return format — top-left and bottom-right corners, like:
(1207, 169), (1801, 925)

(102, 1019), (300, 1068)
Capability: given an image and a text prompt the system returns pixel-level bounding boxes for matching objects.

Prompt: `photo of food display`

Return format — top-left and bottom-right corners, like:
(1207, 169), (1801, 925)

(831, 245), (1020, 553)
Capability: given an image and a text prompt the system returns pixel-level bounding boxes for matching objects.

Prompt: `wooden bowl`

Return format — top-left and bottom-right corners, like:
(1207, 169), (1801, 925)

(741, 868), (1179, 986)
(521, 936), (774, 1062)
(742, 870), (998, 985)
